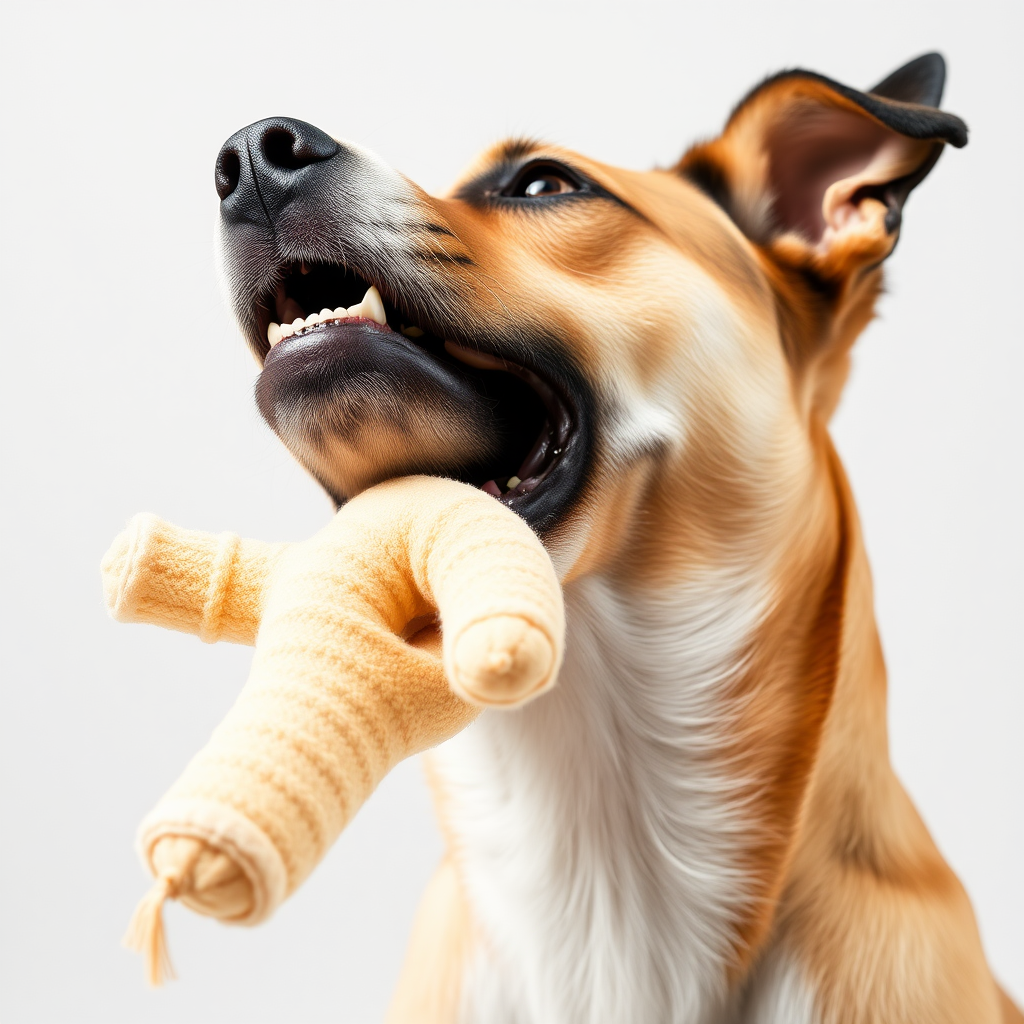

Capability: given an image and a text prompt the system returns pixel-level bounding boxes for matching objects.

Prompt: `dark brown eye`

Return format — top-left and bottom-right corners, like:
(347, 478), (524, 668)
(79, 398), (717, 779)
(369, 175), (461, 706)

(504, 164), (580, 198)
(523, 174), (573, 197)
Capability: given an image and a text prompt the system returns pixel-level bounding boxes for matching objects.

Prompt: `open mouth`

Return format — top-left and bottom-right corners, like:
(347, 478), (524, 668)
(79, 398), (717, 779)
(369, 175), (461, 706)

(251, 261), (578, 510)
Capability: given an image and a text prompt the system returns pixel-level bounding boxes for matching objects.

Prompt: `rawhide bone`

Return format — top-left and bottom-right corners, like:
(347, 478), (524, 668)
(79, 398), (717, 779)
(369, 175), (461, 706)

(101, 475), (564, 984)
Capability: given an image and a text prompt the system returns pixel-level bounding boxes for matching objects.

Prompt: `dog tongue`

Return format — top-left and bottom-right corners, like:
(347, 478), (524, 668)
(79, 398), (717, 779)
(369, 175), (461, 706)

(481, 480), (502, 497)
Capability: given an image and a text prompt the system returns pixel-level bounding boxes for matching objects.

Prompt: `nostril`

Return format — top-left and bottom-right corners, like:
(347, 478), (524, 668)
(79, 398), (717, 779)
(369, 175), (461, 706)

(260, 121), (339, 171)
(262, 127), (305, 171)
(215, 148), (241, 201)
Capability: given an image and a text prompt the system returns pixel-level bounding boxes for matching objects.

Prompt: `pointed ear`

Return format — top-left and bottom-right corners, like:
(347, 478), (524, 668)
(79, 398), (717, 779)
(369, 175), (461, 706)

(677, 53), (967, 284)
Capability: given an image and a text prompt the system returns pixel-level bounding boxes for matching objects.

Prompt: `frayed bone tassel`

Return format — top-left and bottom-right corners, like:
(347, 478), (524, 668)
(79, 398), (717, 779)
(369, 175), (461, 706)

(124, 835), (251, 985)
(123, 836), (205, 986)
(123, 875), (179, 986)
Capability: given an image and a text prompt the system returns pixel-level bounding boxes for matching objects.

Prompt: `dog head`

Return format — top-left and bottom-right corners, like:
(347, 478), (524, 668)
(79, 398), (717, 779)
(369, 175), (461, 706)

(216, 53), (965, 577)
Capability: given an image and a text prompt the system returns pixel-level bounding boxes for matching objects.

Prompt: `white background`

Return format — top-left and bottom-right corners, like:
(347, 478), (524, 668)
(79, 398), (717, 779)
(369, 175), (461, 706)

(1, 2), (1020, 1020)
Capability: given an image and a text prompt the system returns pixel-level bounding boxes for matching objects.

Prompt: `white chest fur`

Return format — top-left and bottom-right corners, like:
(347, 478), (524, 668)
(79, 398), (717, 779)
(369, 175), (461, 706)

(431, 571), (788, 1024)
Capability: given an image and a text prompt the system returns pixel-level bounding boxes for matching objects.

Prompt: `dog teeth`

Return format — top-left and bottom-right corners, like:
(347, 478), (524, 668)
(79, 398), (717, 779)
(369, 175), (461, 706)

(507, 476), (522, 489)
(362, 286), (387, 325)
(346, 286), (387, 325)
(266, 286), (393, 347)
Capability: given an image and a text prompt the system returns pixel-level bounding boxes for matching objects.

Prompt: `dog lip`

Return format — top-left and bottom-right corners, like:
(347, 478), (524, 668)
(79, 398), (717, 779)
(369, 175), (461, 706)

(244, 257), (587, 526)
(266, 314), (394, 356)
(263, 312), (577, 504)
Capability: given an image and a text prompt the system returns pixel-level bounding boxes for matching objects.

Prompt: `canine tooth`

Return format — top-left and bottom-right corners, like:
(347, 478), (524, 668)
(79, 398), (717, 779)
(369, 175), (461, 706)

(346, 302), (365, 318)
(319, 308), (334, 320)
(267, 322), (283, 346)
(507, 476), (522, 489)
(362, 285), (387, 325)
(401, 325), (424, 338)
(280, 322), (295, 338)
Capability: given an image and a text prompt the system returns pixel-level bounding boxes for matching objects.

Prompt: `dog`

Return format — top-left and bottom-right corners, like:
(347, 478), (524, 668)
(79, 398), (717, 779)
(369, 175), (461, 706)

(214, 52), (1020, 1024)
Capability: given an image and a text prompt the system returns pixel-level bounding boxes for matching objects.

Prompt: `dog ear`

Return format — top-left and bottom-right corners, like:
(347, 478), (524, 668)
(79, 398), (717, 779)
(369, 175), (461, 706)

(677, 53), (966, 286)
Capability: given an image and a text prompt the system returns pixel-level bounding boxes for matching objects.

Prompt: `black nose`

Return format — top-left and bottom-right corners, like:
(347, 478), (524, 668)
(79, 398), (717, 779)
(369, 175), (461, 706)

(215, 117), (340, 224)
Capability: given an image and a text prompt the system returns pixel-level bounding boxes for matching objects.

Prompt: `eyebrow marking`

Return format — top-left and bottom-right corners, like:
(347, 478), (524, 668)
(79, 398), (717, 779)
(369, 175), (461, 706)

(416, 249), (476, 267)
(493, 137), (543, 163)
(422, 222), (457, 237)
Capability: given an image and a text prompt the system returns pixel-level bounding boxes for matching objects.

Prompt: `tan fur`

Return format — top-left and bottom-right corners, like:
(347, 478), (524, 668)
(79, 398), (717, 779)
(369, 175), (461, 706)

(295, 73), (1013, 1023)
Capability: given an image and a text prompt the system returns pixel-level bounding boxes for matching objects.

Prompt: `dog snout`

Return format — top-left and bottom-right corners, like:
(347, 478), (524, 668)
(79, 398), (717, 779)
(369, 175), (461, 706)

(215, 117), (340, 225)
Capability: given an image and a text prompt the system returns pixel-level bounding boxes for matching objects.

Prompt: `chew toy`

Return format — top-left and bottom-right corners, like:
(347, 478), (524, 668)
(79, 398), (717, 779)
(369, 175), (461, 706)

(102, 475), (564, 985)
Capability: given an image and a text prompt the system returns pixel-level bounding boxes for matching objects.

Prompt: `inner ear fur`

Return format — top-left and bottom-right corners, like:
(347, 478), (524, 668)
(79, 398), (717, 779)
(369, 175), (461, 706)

(679, 53), (965, 256)
(677, 54), (967, 405)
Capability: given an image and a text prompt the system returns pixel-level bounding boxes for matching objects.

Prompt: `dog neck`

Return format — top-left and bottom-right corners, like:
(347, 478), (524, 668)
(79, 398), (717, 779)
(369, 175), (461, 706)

(432, 436), (910, 1022)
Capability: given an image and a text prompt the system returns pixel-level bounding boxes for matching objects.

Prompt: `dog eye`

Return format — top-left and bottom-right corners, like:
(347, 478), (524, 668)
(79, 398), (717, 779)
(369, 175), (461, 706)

(504, 164), (580, 199)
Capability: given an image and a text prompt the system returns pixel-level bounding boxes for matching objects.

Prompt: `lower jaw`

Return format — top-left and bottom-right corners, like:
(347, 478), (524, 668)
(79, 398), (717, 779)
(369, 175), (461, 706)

(250, 269), (591, 530)
(260, 321), (572, 509)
